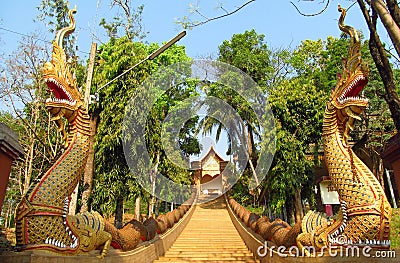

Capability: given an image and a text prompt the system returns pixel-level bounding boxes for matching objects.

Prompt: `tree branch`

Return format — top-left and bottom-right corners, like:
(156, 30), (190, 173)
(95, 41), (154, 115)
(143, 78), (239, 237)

(183, 0), (256, 29)
(290, 0), (330, 17)
(290, 0), (357, 17)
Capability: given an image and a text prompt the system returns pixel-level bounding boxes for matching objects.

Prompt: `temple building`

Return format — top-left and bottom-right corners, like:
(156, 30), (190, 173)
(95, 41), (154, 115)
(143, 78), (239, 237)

(191, 146), (228, 195)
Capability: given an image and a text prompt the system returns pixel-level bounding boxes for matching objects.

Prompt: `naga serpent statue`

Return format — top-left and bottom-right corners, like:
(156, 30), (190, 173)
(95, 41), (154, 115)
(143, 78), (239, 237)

(296, 5), (392, 254)
(13, 6), (193, 258)
(15, 6), (112, 258)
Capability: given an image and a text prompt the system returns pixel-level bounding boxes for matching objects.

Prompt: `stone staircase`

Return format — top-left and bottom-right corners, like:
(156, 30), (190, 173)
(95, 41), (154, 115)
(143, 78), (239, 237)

(154, 196), (259, 262)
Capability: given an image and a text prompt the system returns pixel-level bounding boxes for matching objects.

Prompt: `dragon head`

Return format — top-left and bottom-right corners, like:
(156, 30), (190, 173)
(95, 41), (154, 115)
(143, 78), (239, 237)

(328, 5), (369, 143)
(42, 6), (84, 126)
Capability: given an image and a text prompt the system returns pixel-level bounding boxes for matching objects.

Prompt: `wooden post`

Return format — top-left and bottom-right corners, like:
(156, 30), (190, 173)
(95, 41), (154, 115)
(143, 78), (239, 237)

(69, 43), (97, 215)
(84, 42), (97, 107)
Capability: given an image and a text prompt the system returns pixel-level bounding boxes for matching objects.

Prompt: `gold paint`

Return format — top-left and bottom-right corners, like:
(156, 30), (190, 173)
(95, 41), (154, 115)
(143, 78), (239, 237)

(296, 6), (392, 256)
(15, 6), (111, 258)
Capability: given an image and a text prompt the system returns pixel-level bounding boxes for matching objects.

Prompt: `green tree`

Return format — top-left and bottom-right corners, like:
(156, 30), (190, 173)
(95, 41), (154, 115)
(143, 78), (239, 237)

(267, 77), (327, 222)
(201, 30), (288, 202)
(91, 37), (149, 226)
(295, 0), (400, 131)
(91, 37), (198, 226)
(260, 36), (346, 221)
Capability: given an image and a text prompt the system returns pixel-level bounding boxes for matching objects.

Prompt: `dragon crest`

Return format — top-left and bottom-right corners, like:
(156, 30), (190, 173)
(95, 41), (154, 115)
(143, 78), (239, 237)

(42, 6), (87, 144)
(327, 5), (369, 143)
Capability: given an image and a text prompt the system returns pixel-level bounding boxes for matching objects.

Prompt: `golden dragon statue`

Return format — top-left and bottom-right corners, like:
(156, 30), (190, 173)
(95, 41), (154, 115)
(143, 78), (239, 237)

(296, 5), (392, 254)
(13, 6), (194, 258)
(14, 6), (112, 258)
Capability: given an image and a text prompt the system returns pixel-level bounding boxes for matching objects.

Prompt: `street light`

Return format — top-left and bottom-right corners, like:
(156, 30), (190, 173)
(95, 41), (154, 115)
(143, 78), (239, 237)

(91, 31), (187, 103)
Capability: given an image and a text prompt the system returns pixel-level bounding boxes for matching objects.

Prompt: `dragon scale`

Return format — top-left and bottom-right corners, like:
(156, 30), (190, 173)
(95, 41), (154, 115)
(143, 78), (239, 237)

(16, 112), (90, 248)
(322, 106), (391, 243)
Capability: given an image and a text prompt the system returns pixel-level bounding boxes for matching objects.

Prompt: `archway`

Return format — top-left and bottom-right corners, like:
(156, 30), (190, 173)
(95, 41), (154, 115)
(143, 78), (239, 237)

(200, 174), (222, 195)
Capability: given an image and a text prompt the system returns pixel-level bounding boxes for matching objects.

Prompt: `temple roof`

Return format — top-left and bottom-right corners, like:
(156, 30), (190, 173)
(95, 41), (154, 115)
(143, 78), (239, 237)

(197, 146), (226, 163)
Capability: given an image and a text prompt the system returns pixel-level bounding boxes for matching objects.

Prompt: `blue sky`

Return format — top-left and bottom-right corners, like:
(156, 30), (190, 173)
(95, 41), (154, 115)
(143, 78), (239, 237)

(1, 1), (376, 59)
(0, 1), (383, 160)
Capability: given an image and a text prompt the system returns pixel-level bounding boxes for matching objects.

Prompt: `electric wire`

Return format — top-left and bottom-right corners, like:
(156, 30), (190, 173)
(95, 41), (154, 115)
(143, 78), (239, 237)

(0, 26), (90, 55)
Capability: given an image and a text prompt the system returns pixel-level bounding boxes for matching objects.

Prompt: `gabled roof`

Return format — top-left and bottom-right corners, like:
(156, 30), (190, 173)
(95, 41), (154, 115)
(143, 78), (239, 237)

(199, 146), (226, 163)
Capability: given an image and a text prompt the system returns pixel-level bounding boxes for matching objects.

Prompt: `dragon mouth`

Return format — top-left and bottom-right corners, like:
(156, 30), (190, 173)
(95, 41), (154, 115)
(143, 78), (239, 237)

(43, 198), (79, 249)
(337, 75), (368, 105)
(45, 78), (77, 107)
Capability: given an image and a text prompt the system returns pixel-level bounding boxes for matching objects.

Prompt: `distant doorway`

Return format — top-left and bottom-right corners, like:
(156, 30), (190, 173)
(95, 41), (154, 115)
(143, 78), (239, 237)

(201, 174), (222, 195)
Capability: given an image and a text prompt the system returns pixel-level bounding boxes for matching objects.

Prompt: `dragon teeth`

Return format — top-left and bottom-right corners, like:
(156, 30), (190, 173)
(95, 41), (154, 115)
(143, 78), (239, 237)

(71, 239), (78, 248)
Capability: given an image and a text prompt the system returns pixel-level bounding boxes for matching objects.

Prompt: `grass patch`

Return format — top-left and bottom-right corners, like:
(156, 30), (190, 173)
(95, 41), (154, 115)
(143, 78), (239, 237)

(391, 208), (400, 248)
(244, 205), (263, 215)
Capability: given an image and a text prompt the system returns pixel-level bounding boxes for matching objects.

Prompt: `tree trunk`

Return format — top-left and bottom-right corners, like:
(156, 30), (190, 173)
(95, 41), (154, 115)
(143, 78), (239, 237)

(23, 140), (35, 194)
(148, 152), (160, 217)
(358, 0), (400, 131)
(294, 188), (304, 223)
(234, 120), (260, 194)
(154, 198), (159, 217)
(115, 195), (124, 229)
(80, 113), (99, 213)
(22, 104), (40, 195)
(134, 196), (141, 221)
(386, 0), (400, 28)
(4, 204), (10, 229)
(374, 155), (385, 191)
(371, 0), (400, 57)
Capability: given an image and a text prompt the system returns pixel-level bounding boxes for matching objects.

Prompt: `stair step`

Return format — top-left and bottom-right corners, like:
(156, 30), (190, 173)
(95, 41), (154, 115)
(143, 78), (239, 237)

(166, 248), (250, 254)
(165, 252), (254, 257)
(156, 257), (258, 261)
(154, 196), (259, 263)
(169, 245), (249, 249)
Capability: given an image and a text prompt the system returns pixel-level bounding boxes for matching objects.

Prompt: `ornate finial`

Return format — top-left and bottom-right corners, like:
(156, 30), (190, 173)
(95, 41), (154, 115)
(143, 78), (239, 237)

(55, 5), (77, 48)
(336, 4), (364, 80)
(338, 5), (359, 44)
